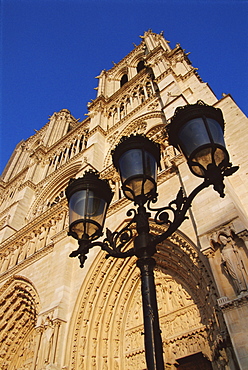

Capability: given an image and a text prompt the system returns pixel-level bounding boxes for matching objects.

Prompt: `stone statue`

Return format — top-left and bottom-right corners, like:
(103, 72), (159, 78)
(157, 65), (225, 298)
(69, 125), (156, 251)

(219, 233), (248, 294)
(47, 218), (57, 244)
(37, 316), (55, 367)
(1, 253), (10, 273)
(27, 232), (36, 256)
(37, 226), (47, 251)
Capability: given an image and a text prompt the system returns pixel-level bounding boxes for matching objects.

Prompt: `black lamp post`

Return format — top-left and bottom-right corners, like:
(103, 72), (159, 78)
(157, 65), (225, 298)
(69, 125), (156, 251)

(65, 101), (238, 370)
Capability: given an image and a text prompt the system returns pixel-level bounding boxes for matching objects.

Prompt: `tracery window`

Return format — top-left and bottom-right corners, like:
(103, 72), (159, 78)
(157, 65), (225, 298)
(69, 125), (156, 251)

(46, 134), (86, 175)
(47, 191), (65, 207)
(107, 78), (156, 128)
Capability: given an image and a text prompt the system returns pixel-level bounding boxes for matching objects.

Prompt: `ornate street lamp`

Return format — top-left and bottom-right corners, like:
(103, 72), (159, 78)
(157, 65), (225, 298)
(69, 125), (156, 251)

(65, 101), (238, 370)
(66, 171), (113, 241)
(65, 171), (113, 267)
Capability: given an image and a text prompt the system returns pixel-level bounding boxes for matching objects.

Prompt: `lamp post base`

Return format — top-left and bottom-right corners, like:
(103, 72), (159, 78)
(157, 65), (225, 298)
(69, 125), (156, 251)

(137, 257), (165, 370)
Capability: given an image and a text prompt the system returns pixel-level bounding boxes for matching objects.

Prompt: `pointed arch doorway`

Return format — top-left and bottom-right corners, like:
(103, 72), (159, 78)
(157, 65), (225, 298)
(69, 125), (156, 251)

(67, 225), (231, 369)
(177, 353), (213, 370)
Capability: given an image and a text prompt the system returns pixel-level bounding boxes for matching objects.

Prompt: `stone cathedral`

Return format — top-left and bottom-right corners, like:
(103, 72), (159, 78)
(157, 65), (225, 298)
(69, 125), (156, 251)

(0, 30), (248, 370)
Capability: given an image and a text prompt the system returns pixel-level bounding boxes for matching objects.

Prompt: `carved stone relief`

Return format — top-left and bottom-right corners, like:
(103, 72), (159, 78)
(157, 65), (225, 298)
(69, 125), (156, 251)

(211, 229), (248, 296)
(124, 270), (207, 369)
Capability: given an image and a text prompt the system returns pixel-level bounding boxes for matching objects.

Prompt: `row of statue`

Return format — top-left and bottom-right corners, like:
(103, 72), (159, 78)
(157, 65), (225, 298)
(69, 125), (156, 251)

(0, 213), (66, 274)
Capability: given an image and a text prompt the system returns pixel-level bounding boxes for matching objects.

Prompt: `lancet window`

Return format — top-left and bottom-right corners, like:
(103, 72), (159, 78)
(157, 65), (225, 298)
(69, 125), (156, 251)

(107, 78), (156, 129)
(137, 60), (145, 73)
(120, 74), (128, 87)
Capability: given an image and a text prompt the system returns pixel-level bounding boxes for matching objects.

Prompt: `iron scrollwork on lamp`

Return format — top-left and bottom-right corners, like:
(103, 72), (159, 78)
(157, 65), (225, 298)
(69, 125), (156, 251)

(65, 101), (238, 370)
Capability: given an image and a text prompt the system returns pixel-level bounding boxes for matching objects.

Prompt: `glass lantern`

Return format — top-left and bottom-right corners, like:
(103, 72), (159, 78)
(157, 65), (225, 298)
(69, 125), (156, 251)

(168, 101), (229, 177)
(65, 171), (113, 241)
(112, 135), (161, 203)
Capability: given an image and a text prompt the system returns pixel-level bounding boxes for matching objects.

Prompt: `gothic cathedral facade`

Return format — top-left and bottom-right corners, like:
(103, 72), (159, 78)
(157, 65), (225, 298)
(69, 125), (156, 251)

(0, 31), (248, 369)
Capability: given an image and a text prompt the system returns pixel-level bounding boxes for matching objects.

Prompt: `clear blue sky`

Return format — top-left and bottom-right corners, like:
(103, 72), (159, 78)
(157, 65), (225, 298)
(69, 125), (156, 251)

(1, 0), (247, 174)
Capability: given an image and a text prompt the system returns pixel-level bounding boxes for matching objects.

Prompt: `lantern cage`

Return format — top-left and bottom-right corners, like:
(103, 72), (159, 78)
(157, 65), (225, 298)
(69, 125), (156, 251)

(65, 170), (113, 241)
(168, 101), (229, 178)
(112, 134), (161, 203)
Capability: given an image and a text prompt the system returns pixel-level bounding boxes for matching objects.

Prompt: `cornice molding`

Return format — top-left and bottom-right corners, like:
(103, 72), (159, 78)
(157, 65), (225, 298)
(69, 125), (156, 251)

(164, 325), (207, 345)
(199, 217), (240, 239)
(0, 180), (7, 189)
(107, 197), (130, 217)
(105, 67), (148, 102)
(87, 124), (106, 138)
(0, 167), (28, 189)
(157, 165), (177, 185)
(18, 180), (37, 191)
(217, 292), (248, 311)
(155, 66), (177, 84)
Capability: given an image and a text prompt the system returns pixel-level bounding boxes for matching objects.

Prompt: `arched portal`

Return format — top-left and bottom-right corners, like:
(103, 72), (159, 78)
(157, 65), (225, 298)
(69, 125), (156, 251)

(0, 276), (40, 370)
(66, 224), (232, 369)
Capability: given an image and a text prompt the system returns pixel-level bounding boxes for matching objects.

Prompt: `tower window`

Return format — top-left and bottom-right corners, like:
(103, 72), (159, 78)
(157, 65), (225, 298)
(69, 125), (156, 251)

(137, 60), (145, 73)
(120, 74), (128, 87)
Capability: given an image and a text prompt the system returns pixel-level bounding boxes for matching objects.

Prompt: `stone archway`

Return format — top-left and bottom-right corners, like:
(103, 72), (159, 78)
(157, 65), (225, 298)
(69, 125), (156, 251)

(67, 226), (233, 369)
(0, 276), (40, 370)
(177, 353), (213, 370)
(123, 270), (212, 369)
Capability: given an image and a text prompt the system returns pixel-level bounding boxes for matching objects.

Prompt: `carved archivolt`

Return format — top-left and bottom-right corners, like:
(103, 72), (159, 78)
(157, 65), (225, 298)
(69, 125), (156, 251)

(9, 329), (37, 370)
(0, 276), (40, 370)
(66, 225), (228, 369)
